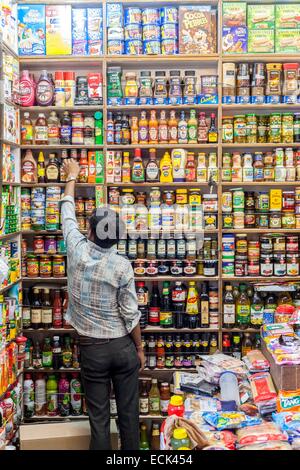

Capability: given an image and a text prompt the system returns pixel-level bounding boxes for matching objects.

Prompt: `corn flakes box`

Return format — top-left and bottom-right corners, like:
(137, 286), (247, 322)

(276, 4), (300, 29)
(248, 29), (274, 53)
(275, 29), (300, 53)
(46, 5), (71, 55)
(222, 2), (247, 27)
(247, 4), (275, 29)
(18, 4), (45, 55)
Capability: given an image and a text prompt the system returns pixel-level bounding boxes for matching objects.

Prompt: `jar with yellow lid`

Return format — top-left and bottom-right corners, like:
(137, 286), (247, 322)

(188, 189), (201, 206)
(121, 188), (135, 206)
(222, 116), (233, 143)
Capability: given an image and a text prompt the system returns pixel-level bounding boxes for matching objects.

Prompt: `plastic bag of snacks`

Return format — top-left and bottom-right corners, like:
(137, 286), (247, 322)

(161, 415), (209, 450)
(277, 390), (300, 413)
(202, 411), (261, 431)
(262, 323), (294, 339)
(249, 372), (277, 404)
(243, 350), (270, 373)
(273, 412), (300, 442)
(289, 308), (300, 325)
(199, 354), (248, 385)
(236, 422), (289, 449)
(203, 430), (237, 450)
(239, 441), (292, 450)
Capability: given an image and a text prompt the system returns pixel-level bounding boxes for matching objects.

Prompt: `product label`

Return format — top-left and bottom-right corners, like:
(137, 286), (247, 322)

(31, 308), (42, 324)
(149, 397), (160, 412)
(42, 351), (53, 367)
(140, 398), (149, 414)
(42, 308), (53, 324)
(223, 305), (235, 324)
(160, 399), (170, 413)
(250, 305), (264, 326)
(160, 311), (173, 326)
(201, 301), (209, 324)
(35, 126), (48, 142)
(146, 162), (159, 180)
(237, 306), (250, 324)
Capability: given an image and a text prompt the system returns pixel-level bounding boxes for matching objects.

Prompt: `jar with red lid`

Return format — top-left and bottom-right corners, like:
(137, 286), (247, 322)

(27, 255), (39, 278)
(75, 197), (85, 215)
(274, 304), (295, 323)
(286, 236), (299, 252)
(282, 191), (295, 212)
(33, 236), (45, 254)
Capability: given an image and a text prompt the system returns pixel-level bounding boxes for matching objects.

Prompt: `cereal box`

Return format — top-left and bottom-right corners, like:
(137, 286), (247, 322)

(222, 26), (247, 54)
(276, 4), (300, 29)
(17, 4), (45, 55)
(247, 5), (275, 30)
(275, 29), (300, 53)
(179, 6), (217, 55)
(106, 3), (123, 29)
(248, 29), (274, 53)
(87, 7), (103, 55)
(72, 8), (87, 56)
(222, 2), (247, 27)
(46, 5), (72, 55)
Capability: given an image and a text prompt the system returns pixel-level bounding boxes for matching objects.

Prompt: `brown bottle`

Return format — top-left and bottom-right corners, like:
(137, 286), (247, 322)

(35, 113), (48, 145)
(150, 422), (160, 450)
(21, 149), (38, 183)
(139, 379), (149, 416)
(46, 153), (59, 182)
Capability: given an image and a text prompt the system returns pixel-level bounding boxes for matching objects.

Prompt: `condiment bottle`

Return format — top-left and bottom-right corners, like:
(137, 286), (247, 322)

(146, 148), (160, 182)
(130, 116), (139, 145)
(148, 110), (159, 144)
(34, 113), (48, 145)
(21, 149), (38, 183)
(37, 151), (45, 183)
(187, 110), (197, 144)
(21, 112), (33, 145)
(121, 152), (131, 183)
(168, 110), (178, 144)
(197, 112), (208, 143)
(178, 111), (188, 144)
(46, 153), (59, 183)
(60, 111), (72, 145)
(19, 70), (35, 107)
(35, 70), (54, 107)
(47, 111), (60, 145)
(139, 111), (149, 143)
(185, 152), (196, 182)
(160, 152), (173, 183)
(158, 110), (168, 143)
(132, 148), (145, 183)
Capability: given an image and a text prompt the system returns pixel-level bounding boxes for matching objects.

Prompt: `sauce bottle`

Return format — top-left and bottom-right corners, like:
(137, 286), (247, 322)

(132, 148), (145, 183)
(208, 113), (218, 143)
(121, 114), (129, 145)
(121, 152), (131, 183)
(168, 110), (178, 144)
(186, 281), (199, 329)
(37, 151), (46, 183)
(35, 70), (54, 107)
(47, 111), (60, 145)
(60, 111), (72, 145)
(149, 110), (159, 144)
(130, 116), (139, 145)
(151, 423), (161, 451)
(158, 110), (168, 143)
(34, 113), (48, 145)
(106, 112), (114, 144)
(140, 380), (149, 416)
(19, 70), (35, 107)
(21, 112), (33, 145)
(185, 152), (196, 182)
(160, 383), (170, 417)
(241, 333), (253, 357)
(160, 152), (173, 183)
(197, 112), (208, 143)
(146, 148), (159, 182)
(149, 379), (160, 415)
(187, 109), (198, 144)
(46, 153), (59, 182)
(178, 111), (188, 144)
(138, 111), (149, 143)
(236, 284), (250, 329)
(21, 149), (38, 183)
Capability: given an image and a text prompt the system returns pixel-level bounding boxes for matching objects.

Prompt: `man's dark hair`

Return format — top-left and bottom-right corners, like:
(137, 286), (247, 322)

(88, 207), (126, 249)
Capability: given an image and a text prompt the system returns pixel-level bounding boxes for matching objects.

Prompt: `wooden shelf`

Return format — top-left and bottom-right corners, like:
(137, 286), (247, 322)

(222, 277), (300, 282)
(19, 56), (103, 65)
(107, 144), (218, 149)
(22, 277), (68, 282)
(2, 182), (20, 187)
(108, 104), (218, 111)
(0, 231), (21, 241)
(222, 54), (300, 62)
(0, 279), (22, 293)
(222, 181), (300, 186)
(0, 139), (20, 147)
(107, 54), (219, 63)
(24, 415), (88, 421)
(21, 183), (96, 188)
(222, 143), (300, 148)
(20, 145), (103, 149)
(142, 327), (218, 333)
(106, 182), (211, 187)
(134, 276), (218, 282)
(22, 230), (63, 235)
(222, 104), (300, 110)
(24, 368), (80, 373)
(24, 328), (75, 332)
(20, 106), (102, 112)
(222, 228), (300, 233)
(222, 328), (259, 333)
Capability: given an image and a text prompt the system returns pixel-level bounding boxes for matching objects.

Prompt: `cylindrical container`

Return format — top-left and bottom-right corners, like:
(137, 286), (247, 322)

(142, 8), (160, 25)
(124, 7), (142, 26)
(40, 255), (52, 278)
(53, 255), (66, 278)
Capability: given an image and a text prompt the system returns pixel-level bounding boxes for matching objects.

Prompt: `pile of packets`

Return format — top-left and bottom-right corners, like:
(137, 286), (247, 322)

(161, 342), (300, 450)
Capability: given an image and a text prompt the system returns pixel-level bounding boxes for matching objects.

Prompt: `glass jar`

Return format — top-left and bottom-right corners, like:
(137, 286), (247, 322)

(235, 255), (248, 277)
(188, 189), (201, 206)
(233, 115), (247, 143)
(27, 255), (39, 278)
(294, 113), (300, 143)
(203, 194), (218, 213)
(121, 188), (136, 206)
(260, 236), (273, 253)
(260, 253), (273, 277)
(282, 113), (294, 144)
(139, 71), (153, 105)
(33, 236), (45, 254)
(286, 235), (299, 252)
(269, 113), (282, 143)
(222, 117), (234, 143)
(45, 236), (57, 254)
(183, 70), (197, 104)
(245, 211), (255, 228)
(75, 197), (85, 215)
(124, 72), (138, 103)
(176, 189), (188, 205)
(270, 213), (282, 228)
(40, 255), (52, 278)
(169, 70), (182, 105)
(283, 63), (298, 96)
(246, 114), (257, 143)
(53, 255), (66, 278)
(236, 234), (247, 254)
(282, 211), (296, 228)
(256, 192), (269, 212)
(257, 115), (268, 143)
(108, 187), (120, 206)
(153, 71), (168, 103)
(282, 191), (295, 212)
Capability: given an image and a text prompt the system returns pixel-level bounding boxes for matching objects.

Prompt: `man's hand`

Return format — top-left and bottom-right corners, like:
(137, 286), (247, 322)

(63, 158), (80, 180)
(137, 347), (146, 371)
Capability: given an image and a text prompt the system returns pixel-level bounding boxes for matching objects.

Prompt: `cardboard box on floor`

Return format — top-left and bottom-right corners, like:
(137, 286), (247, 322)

(262, 339), (300, 391)
(20, 421), (119, 450)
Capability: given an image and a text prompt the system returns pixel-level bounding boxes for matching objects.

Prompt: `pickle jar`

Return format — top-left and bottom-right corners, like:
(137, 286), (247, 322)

(246, 114), (257, 143)
(269, 113), (282, 143)
(233, 115), (247, 144)
(257, 115), (268, 143)
(282, 113), (294, 144)
(266, 63), (282, 96)
(222, 117), (233, 143)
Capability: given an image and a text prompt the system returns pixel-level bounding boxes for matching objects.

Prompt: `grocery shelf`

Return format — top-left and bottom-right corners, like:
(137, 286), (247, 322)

(24, 328), (75, 332)
(222, 143), (300, 149)
(106, 182), (211, 187)
(142, 327), (219, 333)
(0, 231), (21, 241)
(222, 181), (300, 187)
(21, 183), (96, 188)
(106, 0), (218, 3)
(24, 368), (80, 373)
(107, 144), (218, 149)
(20, 145), (104, 149)
(222, 104), (300, 110)
(0, 139), (20, 147)
(19, 56), (103, 65)
(24, 415), (88, 421)
(222, 277), (300, 282)
(134, 276), (218, 282)
(22, 230), (63, 235)
(22, 277), (68, 282)
(107, 104), (218, 111)
(20, 106), (102, 112)
(144, 368), (197, 372)
(222, 229), (300, 233)
(0, 279), (22, 293)
(222, 328), (259, 333)
(2, 182), (20, 187)
(222, 54), (300, 63)
(107, 54), (219, 63)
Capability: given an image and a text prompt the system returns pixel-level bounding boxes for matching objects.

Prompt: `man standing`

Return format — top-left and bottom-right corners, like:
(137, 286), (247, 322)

(60, 158), (145, 450)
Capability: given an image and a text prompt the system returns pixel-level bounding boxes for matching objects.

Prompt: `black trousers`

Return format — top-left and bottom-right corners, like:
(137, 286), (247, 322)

(79, 335), (140, 450)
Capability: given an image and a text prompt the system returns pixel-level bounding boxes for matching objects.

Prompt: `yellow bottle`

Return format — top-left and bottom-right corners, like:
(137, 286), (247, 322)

(160, 151), (173, 183)
(186, 281), (199, 315)
(122, 152), (131, 183)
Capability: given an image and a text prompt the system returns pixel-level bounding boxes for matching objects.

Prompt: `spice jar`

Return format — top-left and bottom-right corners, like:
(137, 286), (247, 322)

(283, 63), (298, 98)
(33, 236), (45, 254)
(169, 70), (183, 105)
(266, 63), (282, 97)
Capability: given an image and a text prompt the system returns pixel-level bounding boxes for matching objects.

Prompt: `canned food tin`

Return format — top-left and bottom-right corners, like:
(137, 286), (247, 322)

(107, 40), (124, 55)
(76, 198), (85, 215)
(125, 39), (143, 55)
(124, 7), (142, 26)
(142, 8), (160, 25)
(45, 236), (57, 254)
(40, 255), (52, 278)
(143, 24), (160, 40)
(161, 39), (178, 55)
(33, 236), (45, 254)
(53, 255), (66, 278)
(296, 215), (300, 229)
(85, 198), (95, 215)
(161, 24), (177, 40)
(160, 7), (178, 24)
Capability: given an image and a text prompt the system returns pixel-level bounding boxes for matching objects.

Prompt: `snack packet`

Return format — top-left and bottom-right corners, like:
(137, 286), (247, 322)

(273, 412), (300, 441)
(243, 349), (270, 372)
(249, 372), (277, 404)
(236, 422), (288, 448)
(277, 390), (300, 413)
(202, 411), (246, 430)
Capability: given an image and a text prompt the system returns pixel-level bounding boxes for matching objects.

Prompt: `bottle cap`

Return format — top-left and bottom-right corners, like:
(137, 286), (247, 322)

(55, 71), (64, 81)
(170, 395), (183, 406)
(64, 71), (75, 81)
(173, 428), (187, 440)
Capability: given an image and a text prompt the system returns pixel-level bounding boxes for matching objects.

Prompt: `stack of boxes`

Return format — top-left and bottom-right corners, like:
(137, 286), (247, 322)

(222, 2), (300, 54)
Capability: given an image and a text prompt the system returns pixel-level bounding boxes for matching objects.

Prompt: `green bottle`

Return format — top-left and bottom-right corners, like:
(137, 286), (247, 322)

(187, 109), (198, 144)
(47, 375), (58, 416)
(139, 423), (150, 450)
(94, 111), (103, 145)
(236, 284), (250, 329)
(42, 337), (53, 368)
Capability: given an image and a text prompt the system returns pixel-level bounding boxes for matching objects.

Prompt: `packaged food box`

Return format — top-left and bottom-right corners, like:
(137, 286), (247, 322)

(72, 8), (87, 56)
(179, 6), (217, 55)
(276, 29), (300, 53)
(248, 29), (274, 53)
(17, 4), (45, 55)
(247, 4), (275, 29)
(276, 4), (300, 29)
(222, 26), (247, 54)
(222, 2), (247, 27)
(87, 7), (103, 55)
(106, 3), (123, 29)
(46, 5), (72, 55)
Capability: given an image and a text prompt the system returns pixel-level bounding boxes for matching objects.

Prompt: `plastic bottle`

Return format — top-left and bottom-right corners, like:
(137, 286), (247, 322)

(21, 112), (33, 145)
(47, 111), (60, 145)
(170, 428), (191, 450)
(24, 373), (35, 418)
(167, 395), (184, 417)
(58, 373), (70, 417)
(37, 151), (46, 183)
(219, 371), (240, 407)
(94, 111), (103, 145)
(46, 375), (58, 416)
(172, 149), (186, 182)
(62, 336), (72, 368)
(34, 113), (48, 145)
(35, 373), (46, 416)
(19, 70), (35, 107)
(160, 152), (173, 183)
(21, 149), (38, 183)
(70, 373), (82, 416)
(60, 111), (72, 145)
(52, 335), (62, 370)
(35, 70), (54, 107)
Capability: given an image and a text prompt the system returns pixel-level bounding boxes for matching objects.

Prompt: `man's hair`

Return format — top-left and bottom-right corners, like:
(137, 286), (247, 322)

(88, 207), (126, 249)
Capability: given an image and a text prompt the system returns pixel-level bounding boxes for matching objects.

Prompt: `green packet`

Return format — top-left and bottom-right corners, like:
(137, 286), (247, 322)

(247, 4), (275, 29)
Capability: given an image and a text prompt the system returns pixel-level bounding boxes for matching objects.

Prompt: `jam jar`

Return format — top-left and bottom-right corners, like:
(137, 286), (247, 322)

(40, 255), (52, 278)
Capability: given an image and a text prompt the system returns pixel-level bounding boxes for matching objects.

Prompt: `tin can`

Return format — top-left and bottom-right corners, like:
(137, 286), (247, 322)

(142, 8), (160, 25)
(161, 39), (178, 55)
(143, 24), (160, 40)
(143, 40), (160, 55)
(107, 40), (124, 55)
(125, 39), (143, 55)
(295, 187), (300, 204)
(222, 261), (234, 276)
(161, 24), (177, 40)
(76, 197), (85, 215)
(296, 215), (300, 229)
(160, 7), (178, 24)
(248, 241), (260, 260)
(40, 255), (52, 278)
(53, 255), (66, 278)
(45, 236), (57, 254)
(85, 198), (95, 216)
(33, 236), (45, 254)
(124, 7), (142, 26)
